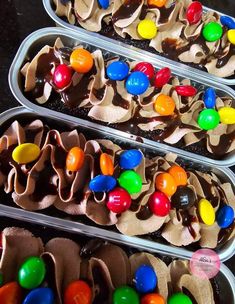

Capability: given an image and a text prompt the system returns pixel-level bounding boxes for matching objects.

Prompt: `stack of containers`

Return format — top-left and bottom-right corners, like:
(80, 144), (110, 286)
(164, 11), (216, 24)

(0, 0), (234, 303)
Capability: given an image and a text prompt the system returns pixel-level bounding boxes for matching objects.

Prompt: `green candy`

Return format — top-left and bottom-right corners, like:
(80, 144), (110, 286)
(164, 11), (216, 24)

(118, 170), (142, 194)
(198, 109), (220, 130)
(113, 286), (139, 304)
(18, 257), (46, 289)
(202, 22), (223, 42)
(0, 272), (3, 286)
(168, 293), (192, 304)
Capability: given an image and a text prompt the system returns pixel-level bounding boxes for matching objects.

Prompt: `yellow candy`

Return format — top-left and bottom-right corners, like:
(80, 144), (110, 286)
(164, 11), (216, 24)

(227, 29), (235, 45)
(12, 143), (40, 164)
(198, 199), (215, 226)
(137, 19), (157, 40)
(218, 107), (235, 124)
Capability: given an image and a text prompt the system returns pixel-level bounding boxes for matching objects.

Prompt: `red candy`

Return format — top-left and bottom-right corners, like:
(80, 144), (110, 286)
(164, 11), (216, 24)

(148, 191), (171, 217)
(134, 62), (155, 80)
(155, 67), (171, 88)
(186, 1), (203, 25)
(53, 64), (72, 89)
(107, 187), (132, 213)
(64, 280), (92, 304)
(175, 85), (197, 97)
(0, 282), (22, 304)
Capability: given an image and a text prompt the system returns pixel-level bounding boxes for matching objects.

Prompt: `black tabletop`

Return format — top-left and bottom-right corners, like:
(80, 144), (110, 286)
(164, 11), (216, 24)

(0, 0), (234, 273)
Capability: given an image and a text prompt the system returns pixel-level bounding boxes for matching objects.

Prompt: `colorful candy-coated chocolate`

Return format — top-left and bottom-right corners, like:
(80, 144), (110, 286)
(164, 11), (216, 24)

(64, 280), (92, 304)
(66, 147), (85, 171)
(220, 16), (235, 30)
(126, 72), (150, 95)
(107, 61), (129, 81)
(198, 199), (215, 226)
(135, 265), (157, 294)
(113, 286), (139, 304)
(70, 49), (93, 73)
(218, 107), (235, 124)
(89, 175), (116, 192)
(107, 187), (132, 213)
(155, 173), (177, 197)
(202, 22), (223, 42)
(175, 85), (197, 97)
(23, 287), (54, 304)
(141, 293), (165, 304)
(168, 293), (192, 304)
(154, 94), (175, 116)
(168, 165), (187, 186)
(18, 257), (46, 290)
(0, 282), (22, 304)
(118, 170), (142, 194)
(98, 0), (110, 9)
(147, 0), (167, 8)
(100, 153), (114, 175)
(197, 109), (220, 130)
(228, 29), (235, 45)
(134, 62), (155, 80)
(138, 19), (157, 39)
(148, 191), (171, 217)
(154, 67), (171, 88)
(171, 186), (196, 210)
(186, 1), (202, 24)
(12, 143), (40, 164)
(216, 205), (234, 229)
(203, 88), (216, 109)
(53, 64), (72, 89)
(119, 149), (143, 169)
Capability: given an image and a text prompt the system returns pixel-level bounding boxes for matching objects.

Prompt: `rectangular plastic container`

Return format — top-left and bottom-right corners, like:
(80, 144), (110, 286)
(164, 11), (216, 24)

(8, 27), (235, 167)
(0, 214), (234, 304)
(0, 106), (234, 262)
(42, 0), (235, 86)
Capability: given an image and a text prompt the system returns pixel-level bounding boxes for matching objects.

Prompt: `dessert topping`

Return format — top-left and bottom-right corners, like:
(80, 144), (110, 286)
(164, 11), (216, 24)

(100, 153), (114, 175)
(134, 62), (155, 80)
(12, 143), (40, 164)
(66, 147), (85, 171)
(198, 199), (215, 226)
(113, 286), (139, 304)
(141, 293), (165, 304)
(89, 175), (117, 192)
(147, 0), (167, 8)
(148, 191), (171, 217)
(197, 109), (220, 130)
(107, 61), (129, 81)
(202, 22), (223, 42)
(126, 71), (150, 95)
(220, 16), (235, 30)
(168, 292), (192, 304)
(64, 280), (92, 304)
(155, 173), (177, 197)
(175, 85), (197, 97)
(119, 149), (143, 170)
(227, 29), (235, 44)
(23, 287), (54, 304)
(137, 20), (157, 40)
(218, 107), (235, 124)
(118, 170), (142, 194)
(216, 205), (234, 228)
(154, 94), (176, 116)
(203, 88), (216, 109)
(18, 257), (46, 289)
(171, 186), (196, 210)
(154, 67), (171, 88)
(186, 1), (203, 25)
(168, 165), (187, 187)
(134, 265), (157, 294)
(0, 282), (22, 304)
(107, 187), (132, 213)
(53, 64), (72, 89)
(70, 49), (94, 73)
(98, 0), (110, 10)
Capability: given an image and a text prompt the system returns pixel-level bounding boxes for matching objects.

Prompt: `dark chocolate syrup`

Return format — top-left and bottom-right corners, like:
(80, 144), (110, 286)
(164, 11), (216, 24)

(112, 0), (142, 24)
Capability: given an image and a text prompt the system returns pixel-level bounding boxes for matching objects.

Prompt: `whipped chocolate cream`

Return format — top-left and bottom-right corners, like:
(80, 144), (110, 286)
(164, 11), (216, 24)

(0, 119), (234, 249)
(21, 38), (235, 158)
(53, 0), (235, 78)
(0, 227), (218, 303)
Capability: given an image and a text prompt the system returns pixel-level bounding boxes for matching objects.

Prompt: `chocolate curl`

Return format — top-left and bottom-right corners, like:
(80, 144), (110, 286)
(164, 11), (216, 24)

(53, 0), (75, 24)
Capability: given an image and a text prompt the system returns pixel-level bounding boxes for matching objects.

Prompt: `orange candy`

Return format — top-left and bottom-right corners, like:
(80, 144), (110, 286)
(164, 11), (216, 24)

(66, 147), (85, 172)
(100, 153), (114, 175)
(154, 94), (175, 116)
(0, 282), (22, 304)
(70, 49), (94, 73)
(168, 165), (188, 186)
(148, 0), (167, 8)
(141, 293), (165, 304)
(64, 280), (92, 304)
(155, 172), (177, 197)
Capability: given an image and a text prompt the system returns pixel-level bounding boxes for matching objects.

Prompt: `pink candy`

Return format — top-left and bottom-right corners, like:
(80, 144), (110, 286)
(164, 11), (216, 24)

(186, 1), (203, 25)
(175, 85), (197, 97)
(155, 67), (171, 88)
(134, 62), (155, 80)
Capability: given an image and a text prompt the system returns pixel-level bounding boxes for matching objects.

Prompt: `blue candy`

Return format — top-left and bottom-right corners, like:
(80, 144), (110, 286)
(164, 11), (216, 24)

(217, 205), (234, 228)
(23, 288), (54, 304)
(89, 175), (116, 192)
(120, 149), (143, 169)
(203, 88), (216, 108)
(98, 0), (110, 9)
(107, 61), (129, 81)
(135, 265), (157, 294)
(220, 16), (235, 30)
(126, 71), (150, 95)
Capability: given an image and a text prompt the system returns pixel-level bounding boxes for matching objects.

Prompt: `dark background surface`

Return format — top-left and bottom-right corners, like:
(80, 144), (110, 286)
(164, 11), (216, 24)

(0, 1), (234, 272)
